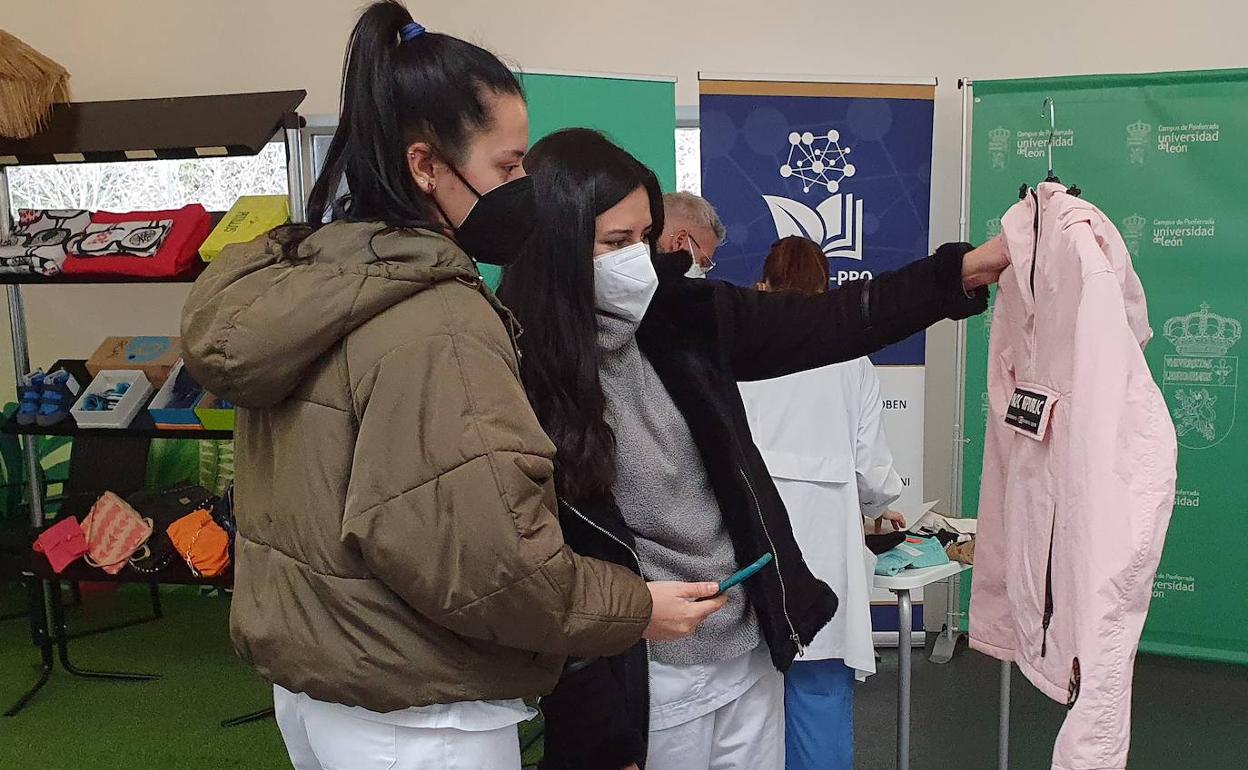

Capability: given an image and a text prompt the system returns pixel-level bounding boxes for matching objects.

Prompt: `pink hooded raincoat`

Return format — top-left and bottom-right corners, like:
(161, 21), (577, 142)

(970, 182), (1177, 770)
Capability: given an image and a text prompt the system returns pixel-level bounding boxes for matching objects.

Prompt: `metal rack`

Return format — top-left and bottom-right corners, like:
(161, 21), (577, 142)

(0, 90), (306, 717)
(954, 76), (1013, 770)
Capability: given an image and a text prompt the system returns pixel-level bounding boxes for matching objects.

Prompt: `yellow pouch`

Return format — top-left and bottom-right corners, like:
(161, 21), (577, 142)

(199, 195), (289, 262)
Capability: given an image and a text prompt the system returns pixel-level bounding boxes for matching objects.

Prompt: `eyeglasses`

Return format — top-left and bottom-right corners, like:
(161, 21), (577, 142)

(688, 234), (716, 272)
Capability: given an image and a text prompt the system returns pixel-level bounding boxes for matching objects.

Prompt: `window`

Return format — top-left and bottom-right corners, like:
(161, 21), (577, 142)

(6, 142), (289, 212)
(7, 126), (698, 215)
(309, 125), (704, 199)
(310, 130), (334, 180)
(675, 127), (701, 194)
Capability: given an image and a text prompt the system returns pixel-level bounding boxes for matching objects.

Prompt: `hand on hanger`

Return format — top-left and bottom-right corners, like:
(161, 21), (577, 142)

(961, 234), (1009, 290)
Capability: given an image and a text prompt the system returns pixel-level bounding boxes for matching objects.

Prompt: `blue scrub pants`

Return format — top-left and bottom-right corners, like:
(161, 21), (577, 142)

(784, 658), (854, 770)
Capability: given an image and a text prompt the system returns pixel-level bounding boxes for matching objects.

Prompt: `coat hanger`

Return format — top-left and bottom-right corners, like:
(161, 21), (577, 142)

(1020, 98), (1080, 199)
(1043, 97), (1061, 183)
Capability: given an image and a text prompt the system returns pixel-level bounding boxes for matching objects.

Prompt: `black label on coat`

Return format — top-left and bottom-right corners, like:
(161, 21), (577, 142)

(1006, 387), (1050, 436)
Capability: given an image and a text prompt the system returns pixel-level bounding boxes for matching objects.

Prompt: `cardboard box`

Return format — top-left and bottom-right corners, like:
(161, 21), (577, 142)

(87, 336), (181, 387)
(199, 195), (290, 262)
(194, 393), (235, 432)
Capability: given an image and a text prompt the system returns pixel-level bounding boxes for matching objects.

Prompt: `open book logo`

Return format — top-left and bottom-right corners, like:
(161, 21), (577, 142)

(764, 129), (864, 260)
(763, 194), (864, 260)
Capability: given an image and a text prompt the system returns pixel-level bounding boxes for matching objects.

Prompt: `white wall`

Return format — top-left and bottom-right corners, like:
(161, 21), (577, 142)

(4, 0), (1245, 509)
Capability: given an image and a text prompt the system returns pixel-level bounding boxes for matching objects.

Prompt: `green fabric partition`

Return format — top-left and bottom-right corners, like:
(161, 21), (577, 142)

(479, 71), (676, 289)
(961, 69), (1248, 664)
(521, 71), (676, 190)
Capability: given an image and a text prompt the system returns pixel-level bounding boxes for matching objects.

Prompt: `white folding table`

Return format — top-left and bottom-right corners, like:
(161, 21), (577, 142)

(873, 562), (972, 770)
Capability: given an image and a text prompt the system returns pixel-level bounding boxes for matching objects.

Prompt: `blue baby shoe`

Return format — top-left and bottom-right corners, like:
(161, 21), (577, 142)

(37, 369), (81, 427)
(17, 370), (46, 426)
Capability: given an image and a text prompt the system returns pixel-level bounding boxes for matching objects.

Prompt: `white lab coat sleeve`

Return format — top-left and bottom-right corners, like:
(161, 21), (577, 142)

(854, 360), (903, 519)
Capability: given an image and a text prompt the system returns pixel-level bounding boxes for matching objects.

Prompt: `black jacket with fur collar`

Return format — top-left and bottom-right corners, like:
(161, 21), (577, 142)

(539, 243), (986, 770)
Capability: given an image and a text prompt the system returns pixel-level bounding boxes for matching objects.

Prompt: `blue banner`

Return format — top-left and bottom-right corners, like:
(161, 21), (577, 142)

(698, 80), (936, 366)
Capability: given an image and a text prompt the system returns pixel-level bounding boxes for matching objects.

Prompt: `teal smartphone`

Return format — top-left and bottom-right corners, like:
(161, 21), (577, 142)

(713, 553), (774, 596)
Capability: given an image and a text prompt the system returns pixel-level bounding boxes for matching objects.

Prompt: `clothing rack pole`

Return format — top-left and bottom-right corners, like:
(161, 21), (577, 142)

(1, 165), (57, 698)
(999, 660), (1011, 768)
(954, 78), (1012, 770)
(951, 77), (972, 519)
(933, 78), (975, 666)
(1, 167), (47, 550)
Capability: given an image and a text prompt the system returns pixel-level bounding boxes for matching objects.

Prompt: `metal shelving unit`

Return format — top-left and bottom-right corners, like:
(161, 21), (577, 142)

(0, 90), (306, 717)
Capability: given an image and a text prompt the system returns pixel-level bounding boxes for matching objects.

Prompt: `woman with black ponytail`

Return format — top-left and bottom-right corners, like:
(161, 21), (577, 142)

(182, 4), (716, 768)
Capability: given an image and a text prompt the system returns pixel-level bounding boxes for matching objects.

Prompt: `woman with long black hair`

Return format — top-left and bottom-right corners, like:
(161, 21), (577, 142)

(181, 5), (721, 769)
(499, 129), (1007, 770)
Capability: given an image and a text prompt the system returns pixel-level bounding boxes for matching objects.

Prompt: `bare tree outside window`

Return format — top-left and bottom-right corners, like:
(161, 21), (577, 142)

(8, 131), (694, 215)
(676, 127), (701, 194)
(7, 142), (288, 212)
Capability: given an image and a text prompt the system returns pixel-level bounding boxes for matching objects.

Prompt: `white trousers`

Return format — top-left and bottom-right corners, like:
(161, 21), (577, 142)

(274, 686), (522, 770)
(645, 669), (786, 770)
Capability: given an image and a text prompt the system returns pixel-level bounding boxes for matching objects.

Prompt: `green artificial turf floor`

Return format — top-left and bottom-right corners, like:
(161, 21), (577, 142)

(0, 584), (543, 769)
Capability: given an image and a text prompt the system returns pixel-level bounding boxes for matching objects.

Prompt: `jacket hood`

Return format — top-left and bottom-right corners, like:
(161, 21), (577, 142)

(1001, 182), (1056, 306)
(181, 222), (483, 408)
(1002, 182), (1153, 348)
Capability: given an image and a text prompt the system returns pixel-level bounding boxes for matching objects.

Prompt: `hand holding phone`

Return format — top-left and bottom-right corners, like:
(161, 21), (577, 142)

(706, 552), (774, 599)
(644, 581), (726, 641)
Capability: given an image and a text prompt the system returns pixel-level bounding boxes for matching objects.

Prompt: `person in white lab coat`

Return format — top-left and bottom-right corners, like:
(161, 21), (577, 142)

(739, 236), (905, 770)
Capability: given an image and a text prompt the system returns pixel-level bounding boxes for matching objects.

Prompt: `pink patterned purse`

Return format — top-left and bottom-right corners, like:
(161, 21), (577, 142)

(82, 492), (153, 575)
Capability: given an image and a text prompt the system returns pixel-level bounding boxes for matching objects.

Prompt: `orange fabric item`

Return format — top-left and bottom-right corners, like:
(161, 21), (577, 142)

(166, 508), (230, 577)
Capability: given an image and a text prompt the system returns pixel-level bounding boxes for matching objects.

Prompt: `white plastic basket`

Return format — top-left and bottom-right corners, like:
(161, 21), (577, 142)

(71, 370), (153, 429)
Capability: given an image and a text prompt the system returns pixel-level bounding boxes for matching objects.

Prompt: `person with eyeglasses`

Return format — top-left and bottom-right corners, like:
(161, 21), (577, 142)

(659, 191), (724, 278)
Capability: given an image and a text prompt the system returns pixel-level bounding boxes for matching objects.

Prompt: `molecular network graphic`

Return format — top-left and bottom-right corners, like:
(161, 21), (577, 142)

(780, 130), (856, 194)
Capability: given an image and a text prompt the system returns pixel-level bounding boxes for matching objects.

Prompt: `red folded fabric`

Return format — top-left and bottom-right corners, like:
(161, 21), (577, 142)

(60, 204), (211, 279)
(32, 516), (89, 574)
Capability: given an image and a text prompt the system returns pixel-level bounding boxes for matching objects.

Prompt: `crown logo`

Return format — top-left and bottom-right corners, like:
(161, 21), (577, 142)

(1121, 213), (1147, 233)
(1127, 121), (1152, 144)
(1165, 304), (1242, 356)
(988, 127), (1011, 147)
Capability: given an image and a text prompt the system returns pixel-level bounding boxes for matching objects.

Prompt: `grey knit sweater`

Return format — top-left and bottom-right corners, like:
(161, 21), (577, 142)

(596, 312), (760, 665)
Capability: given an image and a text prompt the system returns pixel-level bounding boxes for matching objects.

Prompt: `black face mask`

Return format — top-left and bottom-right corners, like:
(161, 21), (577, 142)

(437, 169), (537, 266)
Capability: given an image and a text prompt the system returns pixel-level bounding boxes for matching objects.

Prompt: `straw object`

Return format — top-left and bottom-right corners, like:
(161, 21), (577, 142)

(0, 29), (70, 139)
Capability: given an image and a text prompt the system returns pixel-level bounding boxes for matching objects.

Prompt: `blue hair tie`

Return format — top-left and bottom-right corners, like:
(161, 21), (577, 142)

(399, 22), (426, 42)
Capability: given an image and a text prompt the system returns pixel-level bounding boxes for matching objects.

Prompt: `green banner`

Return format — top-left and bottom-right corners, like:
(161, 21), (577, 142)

(478, 71), (676, 289)
(962, 69), (1248, 664)
(520, 72), (676, 190)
